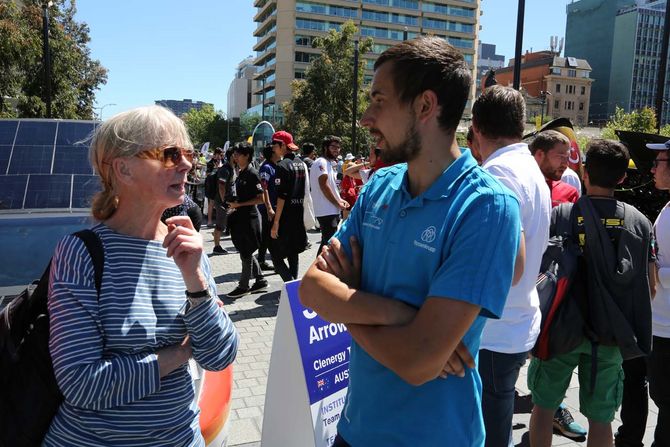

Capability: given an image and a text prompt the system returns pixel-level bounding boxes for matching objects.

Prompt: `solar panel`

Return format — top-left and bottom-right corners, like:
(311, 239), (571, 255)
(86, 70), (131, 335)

(7, 144), (54, 174)
(0, 119), (101, 210)
(0, 121), (18, 145)
(56, 121), (95, 146)
(53, 145), (94, 175)
(72, 175), (101, 208)
(24, 174), (72, 209)
(14, 121), (57, 145)
(0, 175), (28, 210)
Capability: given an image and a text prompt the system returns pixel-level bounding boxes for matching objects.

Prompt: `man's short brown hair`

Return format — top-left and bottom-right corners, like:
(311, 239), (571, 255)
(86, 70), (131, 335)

(472, 85), (526, 140)
(529, 130), (571, 155)
(374, 36), (471, 133)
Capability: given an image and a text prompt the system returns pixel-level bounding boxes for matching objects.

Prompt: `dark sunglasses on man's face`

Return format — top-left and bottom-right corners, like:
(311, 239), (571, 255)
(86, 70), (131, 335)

(136, 146), (195, 168)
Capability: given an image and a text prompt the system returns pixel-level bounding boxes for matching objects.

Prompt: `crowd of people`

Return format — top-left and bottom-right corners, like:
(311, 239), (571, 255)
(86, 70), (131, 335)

(40, 35), (670, 447)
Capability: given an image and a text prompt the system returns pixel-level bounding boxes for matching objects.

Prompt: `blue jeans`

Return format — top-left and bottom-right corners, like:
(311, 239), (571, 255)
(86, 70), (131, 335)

(478, 349), (528, 447)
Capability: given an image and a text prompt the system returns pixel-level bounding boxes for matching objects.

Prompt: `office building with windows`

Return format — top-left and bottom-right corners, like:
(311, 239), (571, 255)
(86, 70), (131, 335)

(476, 42), (505, 96)
(154, 99), (213, 117)
(250, 0), (481, 124)
(565, 0), (637, 123)
(609, 1), (670, 124)
(493, 51), (593, 127)
(227, 57), (257, 119)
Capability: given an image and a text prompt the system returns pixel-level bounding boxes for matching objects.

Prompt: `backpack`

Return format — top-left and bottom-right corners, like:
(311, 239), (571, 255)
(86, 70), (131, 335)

(533, 203), (585, 361)
(0, 229), (104, 447)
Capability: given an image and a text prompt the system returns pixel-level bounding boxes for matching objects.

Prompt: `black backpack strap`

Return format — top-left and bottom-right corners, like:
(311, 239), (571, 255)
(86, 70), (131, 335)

(72, 230), (104, 297)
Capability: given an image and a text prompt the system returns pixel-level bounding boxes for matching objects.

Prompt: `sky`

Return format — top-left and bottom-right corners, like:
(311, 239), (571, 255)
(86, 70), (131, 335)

(74, 0), (574, 120)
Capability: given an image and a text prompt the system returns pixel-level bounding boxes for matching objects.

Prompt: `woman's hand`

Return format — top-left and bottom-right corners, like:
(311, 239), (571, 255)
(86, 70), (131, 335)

(271, 222), (279, 239)
(164, 216), (207, 291)
(228, 201), (239, 209)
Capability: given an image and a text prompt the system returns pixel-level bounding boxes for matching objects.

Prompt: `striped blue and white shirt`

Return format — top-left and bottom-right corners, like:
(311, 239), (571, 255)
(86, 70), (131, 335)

(44, 223), (238, 446)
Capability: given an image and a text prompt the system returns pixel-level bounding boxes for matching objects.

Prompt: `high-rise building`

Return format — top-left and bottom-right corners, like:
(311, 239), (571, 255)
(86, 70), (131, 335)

(227, 56), (257, 119)
(609, 1), (670, 124)
(250, 0), (481, 124)
(565, 0), (637, 123)
(493, 50), (593, 127)
(476, 42), (505, 96)
(155, 99), (213, 117)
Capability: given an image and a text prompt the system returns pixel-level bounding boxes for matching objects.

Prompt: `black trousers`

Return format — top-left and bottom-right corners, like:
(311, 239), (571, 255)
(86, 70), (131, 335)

(317, 214), (339, 256)
(271, 252), (299, 282)
(615, 356), (648, 447)
(258, 208), (271, 264)
(649, 336), (670, 447)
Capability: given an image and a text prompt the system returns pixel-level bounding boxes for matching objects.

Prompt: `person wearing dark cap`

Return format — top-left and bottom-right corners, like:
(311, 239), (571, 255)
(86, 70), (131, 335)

(301, 142), (317, 170)
(269, 131), (309, 282)
(638, 140), (670, 447)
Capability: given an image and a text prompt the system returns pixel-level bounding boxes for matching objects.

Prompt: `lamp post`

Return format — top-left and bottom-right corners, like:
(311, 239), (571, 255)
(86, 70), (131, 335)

(540, 91), (551, 125)
(352, 39), (360, 156)
(513, 0), (526, 90)
(42, 1), (53, 118)
(95, 103), (116, 121)
(403, 26), (408, 41)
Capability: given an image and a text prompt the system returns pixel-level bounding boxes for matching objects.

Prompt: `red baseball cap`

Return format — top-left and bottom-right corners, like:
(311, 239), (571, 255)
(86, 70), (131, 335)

(272, 130), (299, 151)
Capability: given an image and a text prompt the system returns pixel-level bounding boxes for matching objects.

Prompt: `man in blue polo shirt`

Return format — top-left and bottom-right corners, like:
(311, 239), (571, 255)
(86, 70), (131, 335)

(299, 37), (521, 446)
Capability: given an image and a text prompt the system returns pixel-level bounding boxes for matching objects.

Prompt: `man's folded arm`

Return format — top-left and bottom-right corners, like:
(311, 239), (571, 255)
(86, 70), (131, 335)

(347, 296), (480, 386)
(299, 262), (416, 326)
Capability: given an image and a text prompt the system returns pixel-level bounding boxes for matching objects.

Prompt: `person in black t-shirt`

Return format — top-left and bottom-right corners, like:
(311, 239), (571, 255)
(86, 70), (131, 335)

(212, 149), (235, 254)
(269, 131), (309, 282)
(226, 143), (268, 298)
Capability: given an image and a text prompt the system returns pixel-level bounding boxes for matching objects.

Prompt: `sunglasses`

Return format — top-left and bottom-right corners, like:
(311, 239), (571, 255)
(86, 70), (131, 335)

(136, 146), (194, 168)
(652, 158), (670, 168)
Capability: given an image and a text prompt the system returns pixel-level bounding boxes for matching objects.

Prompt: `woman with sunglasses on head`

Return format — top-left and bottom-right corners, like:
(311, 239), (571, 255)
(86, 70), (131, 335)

(225, 142), (268, 298)
(44, 105), (238, 447)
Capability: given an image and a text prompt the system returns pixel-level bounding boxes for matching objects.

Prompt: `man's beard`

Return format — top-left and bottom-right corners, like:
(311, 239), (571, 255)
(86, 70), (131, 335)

(379, 120), (422, 164)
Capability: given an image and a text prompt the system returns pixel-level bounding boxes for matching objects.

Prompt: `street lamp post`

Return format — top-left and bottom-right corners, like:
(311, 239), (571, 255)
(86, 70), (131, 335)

(42, 1), (53, 118)
(540, 91), (551, 125)
(352, 40), (359, 156)
(513, 0), (526, 90)
(95, 103), (116, 121)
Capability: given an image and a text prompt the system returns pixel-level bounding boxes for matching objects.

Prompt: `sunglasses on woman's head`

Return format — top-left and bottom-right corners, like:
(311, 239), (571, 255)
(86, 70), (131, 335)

(136, 146), (195, 168)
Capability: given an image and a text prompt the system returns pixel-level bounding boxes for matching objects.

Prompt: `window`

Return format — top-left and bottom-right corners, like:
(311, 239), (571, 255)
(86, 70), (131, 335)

(550, 67), (561, 75)
(568, 69), (577, 77)
(579, 102), (584, 111)
(556, 84), (561, 93)
(554, 100), (560, 109)
(567, 85), (574, 94)
(581, 86), (586, 95)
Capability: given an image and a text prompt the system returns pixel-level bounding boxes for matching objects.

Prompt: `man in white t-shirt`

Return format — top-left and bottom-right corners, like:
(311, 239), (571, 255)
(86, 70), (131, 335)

(309, 135), (349, 255)
(645, 139), (670, 446)
(472, 85), (552, 447)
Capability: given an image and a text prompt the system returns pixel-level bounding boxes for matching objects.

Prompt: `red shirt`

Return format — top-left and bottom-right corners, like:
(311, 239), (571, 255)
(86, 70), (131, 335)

(547, 179), (579, 208)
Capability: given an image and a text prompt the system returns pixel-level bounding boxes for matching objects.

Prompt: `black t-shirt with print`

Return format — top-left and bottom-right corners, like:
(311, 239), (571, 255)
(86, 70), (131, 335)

(232, 166), (263, 219)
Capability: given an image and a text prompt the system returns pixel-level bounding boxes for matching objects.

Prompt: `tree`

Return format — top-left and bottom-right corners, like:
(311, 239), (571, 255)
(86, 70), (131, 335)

(183, 105), (217, 148)
(601, 106), (668, 139)
(283, 21), (373, 152)
(0, 0), (107, 119)
(239, 111), (261, 138)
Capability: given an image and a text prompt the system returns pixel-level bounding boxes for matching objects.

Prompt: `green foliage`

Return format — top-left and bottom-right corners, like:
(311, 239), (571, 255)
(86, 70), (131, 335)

(283, 21), (373, 152)
(239, 112), (262, 138)
(183, 105), (243, 149)
(602, 106), (659, 140)
(0, 0), (108, 119)
(455, 131), (467, 148)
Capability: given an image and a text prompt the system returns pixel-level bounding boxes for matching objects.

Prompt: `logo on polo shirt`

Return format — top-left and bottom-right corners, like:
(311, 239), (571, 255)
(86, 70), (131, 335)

(363, 211), (383, 230)
(421, 226), (436, 243)
(414, 225), (437, 253)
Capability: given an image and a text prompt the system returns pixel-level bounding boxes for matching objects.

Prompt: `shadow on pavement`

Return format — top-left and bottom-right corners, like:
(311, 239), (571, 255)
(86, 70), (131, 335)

(222, 290), (280, 322)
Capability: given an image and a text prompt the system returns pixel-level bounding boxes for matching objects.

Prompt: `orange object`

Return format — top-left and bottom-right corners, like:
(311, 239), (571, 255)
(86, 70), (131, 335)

(199, 365), (234, 444)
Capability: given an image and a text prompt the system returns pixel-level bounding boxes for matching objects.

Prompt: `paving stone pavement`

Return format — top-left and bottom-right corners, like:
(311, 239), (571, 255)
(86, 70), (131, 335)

(205, 226), (659, 446)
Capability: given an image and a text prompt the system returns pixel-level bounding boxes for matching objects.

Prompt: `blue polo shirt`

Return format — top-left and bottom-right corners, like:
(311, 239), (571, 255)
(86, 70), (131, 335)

(335, 150), (520, 446)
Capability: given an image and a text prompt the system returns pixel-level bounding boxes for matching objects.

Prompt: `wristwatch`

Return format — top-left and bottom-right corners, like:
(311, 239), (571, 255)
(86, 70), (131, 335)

(185, 289), (212, 308)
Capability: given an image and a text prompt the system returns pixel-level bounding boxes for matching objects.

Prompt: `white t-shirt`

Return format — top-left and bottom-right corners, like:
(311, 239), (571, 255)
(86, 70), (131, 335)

(654, 202), (670, 338)
(480, 142), (552, 354)
(561, 167), (582, 196)
(310, 157), (341, 217)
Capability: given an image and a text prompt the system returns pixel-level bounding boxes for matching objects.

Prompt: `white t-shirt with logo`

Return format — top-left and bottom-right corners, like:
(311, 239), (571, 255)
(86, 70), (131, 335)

(310, 157), (341, 217)
(480, 142), (552, 354)
(653, 202), (670, 338)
